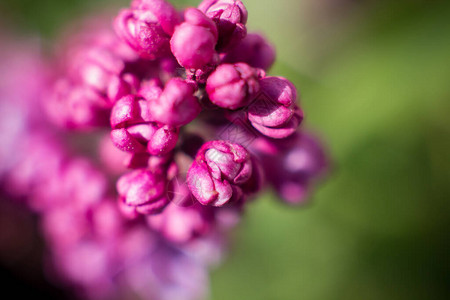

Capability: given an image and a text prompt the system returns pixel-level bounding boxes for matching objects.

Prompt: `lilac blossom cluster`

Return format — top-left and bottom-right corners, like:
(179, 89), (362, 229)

(0, 0), (328, 299)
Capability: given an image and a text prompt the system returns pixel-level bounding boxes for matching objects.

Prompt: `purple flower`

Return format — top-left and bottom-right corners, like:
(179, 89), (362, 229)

(117, 168), (172, 215)
(149, 78), (202, 127)
(114, 0), (180, 59)
(147, 202), (215, 243)
(221, 33), (276, 70)
(206, 62), (264, 110)
(247, 76), (303, 139)
(110, 95), (179, 155)
(170, 8), (218, 70)
(198, 0), (248, 51)
(250, 132), (328, 204)
(187, 140), (252, 206)
(111, 123), (179, 155)
(46, 80), (110, 129)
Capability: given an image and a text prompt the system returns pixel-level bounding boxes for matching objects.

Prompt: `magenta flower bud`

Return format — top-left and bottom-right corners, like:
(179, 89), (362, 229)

(147, 124), (179, 155)
(221, 33), (276, 70)
(111, 123), (178, 155)
(111, 125), (151, 153)
(149, 78), (201, 127)
(187, 140), (252, 206)
(106, 73), (140, 102)
(206, 63), (264, 110)
(137, 78), (163, 101)
(110, 95), (152, 129)
(47, 80), (110, 129)
(147, 202), (215, 243)
(185, 54), (220, 84)
(170, 8), (218, 69)
(247, 76), (303, 139)
(117, 168), (170, 214)
(250, 132), (328, 204)
(114, 0), (179, 59)
(198, 0), (248, 51)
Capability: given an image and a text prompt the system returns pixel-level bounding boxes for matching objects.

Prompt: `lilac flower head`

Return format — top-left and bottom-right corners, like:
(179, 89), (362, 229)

(114, 0), (180, 59)
(206, 62), (264, 110)
(187, 140), (252, 206)
(149, 78), (202, 127)
(170, 8), (218, 70)
(1, 3), (329, 299)
(117, 168), (172, 215)
(221, 33), (276, 70)
(198, 0), (248, 51)
(247, 76), (303, 139)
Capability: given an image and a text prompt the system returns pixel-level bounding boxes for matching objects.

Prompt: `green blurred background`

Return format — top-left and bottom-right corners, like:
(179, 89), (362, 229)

(1, 0), (449, 299)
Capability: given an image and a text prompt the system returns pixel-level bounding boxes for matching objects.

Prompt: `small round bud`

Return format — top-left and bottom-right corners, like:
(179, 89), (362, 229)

(206, 63), (264, 110)
(170, 8), (218, 69)
(198, 0), (248, 51)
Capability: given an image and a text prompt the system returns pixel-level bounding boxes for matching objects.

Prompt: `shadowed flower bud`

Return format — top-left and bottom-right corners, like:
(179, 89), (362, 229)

(206, 63), (264, 110)
(114, 0), (179, 59)
(47, 80), (110, 129)
(221, 33), (276, 70)
(170, 8), (218, 70)
(250, 132), (328, 204)
(247, 76), (303, 139)
(198, 0), (247, 51)
(147, 202), (215, 243)
(187, 140), (252, 206)
(117, 168), (171, 215)
(149, 78), (201, 127)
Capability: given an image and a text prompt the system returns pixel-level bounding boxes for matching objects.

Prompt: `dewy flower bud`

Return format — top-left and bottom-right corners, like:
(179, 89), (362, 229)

(117, 168), (171, 215)
(247, 76), (303, 139)
(114, 0), (179, 59)
(149, 78), (201, 127)
(170, 8), (218, 70)
(221, 33), (276, 70)
(206, 63), (264, 110)
(187, 140), (252, 206)
(198, 0), (248, 51)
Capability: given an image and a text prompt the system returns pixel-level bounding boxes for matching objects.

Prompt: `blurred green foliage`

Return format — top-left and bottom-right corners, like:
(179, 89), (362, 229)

(1, 0), (449, 299)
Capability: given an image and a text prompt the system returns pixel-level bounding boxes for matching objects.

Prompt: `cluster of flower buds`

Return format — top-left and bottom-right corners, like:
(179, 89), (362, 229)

(1, 0), (328, 299)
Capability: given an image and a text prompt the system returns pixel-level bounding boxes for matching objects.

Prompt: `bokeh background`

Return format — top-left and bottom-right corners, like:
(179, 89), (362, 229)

(1, 0), (449, 299)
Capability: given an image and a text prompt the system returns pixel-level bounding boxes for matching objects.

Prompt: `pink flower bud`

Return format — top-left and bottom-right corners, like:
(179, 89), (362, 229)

(47, 80), (110, 129)
(170, 8), (218, 69)
(110, 95), (152, 129)
(198, 0), (248, 51)
(247, 76), (303, 139)
(221, 33), (276, 70)
(114, 0), (180, 59)
(147, 202), (215, 243)
(111, 123), (178, 155)
(187, 140), (252, 206)
(149, 78), (201, 127)
(250, 132), (328, 204)
(206, 63), (264, 110)
(117, 168), (171, 214)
